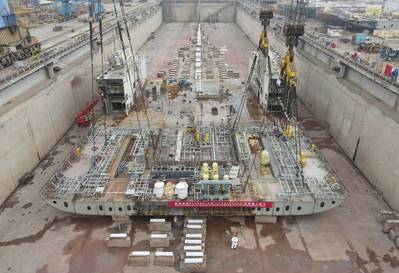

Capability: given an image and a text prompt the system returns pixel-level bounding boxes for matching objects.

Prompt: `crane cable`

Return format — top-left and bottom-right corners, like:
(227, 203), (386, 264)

(97, 0), (108, 144)
(117, 0), (153, 146)
(111, 0), (147, 156)
(232, 53), (257, 131)
(282, 0), (308, 182)
(232, 7), (274, 132)
(89, 18), (97, 160)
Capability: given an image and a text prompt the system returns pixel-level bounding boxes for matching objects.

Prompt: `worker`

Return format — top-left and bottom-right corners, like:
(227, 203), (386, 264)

(391, 66), (399, 82)
(231, 234), (239, 250)
(74, 147), (81, 158)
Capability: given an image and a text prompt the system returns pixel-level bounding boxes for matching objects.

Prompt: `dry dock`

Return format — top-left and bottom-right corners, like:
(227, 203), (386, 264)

(0, 22), (398, 273)
(1, 0), (399, 272)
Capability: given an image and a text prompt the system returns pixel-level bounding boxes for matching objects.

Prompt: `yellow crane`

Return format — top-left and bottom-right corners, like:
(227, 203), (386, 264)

(280, 0), (309, 176)
(280, 0), (308, 117)
(258, 3), (275, 56)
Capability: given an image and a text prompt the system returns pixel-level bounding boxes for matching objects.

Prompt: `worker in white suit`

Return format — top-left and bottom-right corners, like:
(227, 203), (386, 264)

(231, 234), (239, 250)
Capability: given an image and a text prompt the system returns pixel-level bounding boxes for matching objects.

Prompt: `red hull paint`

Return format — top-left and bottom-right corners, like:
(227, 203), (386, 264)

(167, 200), (273, 208)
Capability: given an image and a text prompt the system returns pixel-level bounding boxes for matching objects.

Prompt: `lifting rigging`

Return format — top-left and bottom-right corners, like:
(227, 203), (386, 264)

(232, 0), (275, 131)
(233, 0), (309, 181)
(75, 0), (104, 128)
(281, 0), (308, 118)
(280, 0), (309, 179)
(106, 0), (154, 161)
(258, 2), (274, 56)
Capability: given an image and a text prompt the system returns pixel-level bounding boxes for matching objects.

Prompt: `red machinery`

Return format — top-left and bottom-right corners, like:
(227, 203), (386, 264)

(75, 97), (99, 126)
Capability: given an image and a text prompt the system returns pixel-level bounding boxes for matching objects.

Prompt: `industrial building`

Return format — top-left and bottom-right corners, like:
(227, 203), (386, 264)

(0, 0), (398, 273)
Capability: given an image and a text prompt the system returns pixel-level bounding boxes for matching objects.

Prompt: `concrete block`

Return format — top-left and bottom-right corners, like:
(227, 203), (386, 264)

(148, 219), (171, 232)
(383, 220), (399, 233)
(184, 245), (202, 251)
(128, 251), (150, 266)
(389, 229), (399, 241)
(149, 233), (170, 248)
(187, 219), (205, 224)
(157, 71), (166, 78)
(106, 233), (131, 248)
(184, 251), (204, 258)
(180, 257), (207, 273)
(154, 251), (175, 266)
(377, 210), (398, 222)
(184, 239), (202, 245)
(111, 215), (131, 224)
(184, 224), (203, 234)
(255, 215), (277, 223)
(186, 233), (202, 239)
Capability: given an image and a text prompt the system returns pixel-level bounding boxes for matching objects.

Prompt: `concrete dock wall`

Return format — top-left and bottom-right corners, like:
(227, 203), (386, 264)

(0, 8), (162, 204)
(236, 8), (399, 210)
(163, 1), (235, 22)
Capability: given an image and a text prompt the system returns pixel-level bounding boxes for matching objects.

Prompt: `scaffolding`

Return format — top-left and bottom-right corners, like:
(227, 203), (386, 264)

(126, 175), (150, 200)
(156, 125), (237, 164)
(40, 123), (347, 204)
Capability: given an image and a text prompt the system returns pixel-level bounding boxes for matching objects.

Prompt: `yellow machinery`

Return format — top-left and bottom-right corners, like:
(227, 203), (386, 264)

(203, 132), (209, 143)
(280, 0), (308, 115)
(169, 82), (179, 99)
(280, 0), (309, 178)
(161, 79), (180, 99)
(194, 130), (200, 142)
(160, 79), (168, 92)
(259, 31), (269, 56)
(283, 124), (295, 139)
(281, 51), (297, 87)
(298, 150), (308, 167)
(258, 9), (273, 56)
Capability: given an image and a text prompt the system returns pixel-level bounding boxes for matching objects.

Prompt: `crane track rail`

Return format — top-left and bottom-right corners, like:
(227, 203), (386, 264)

(0, 1), (160, 91)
